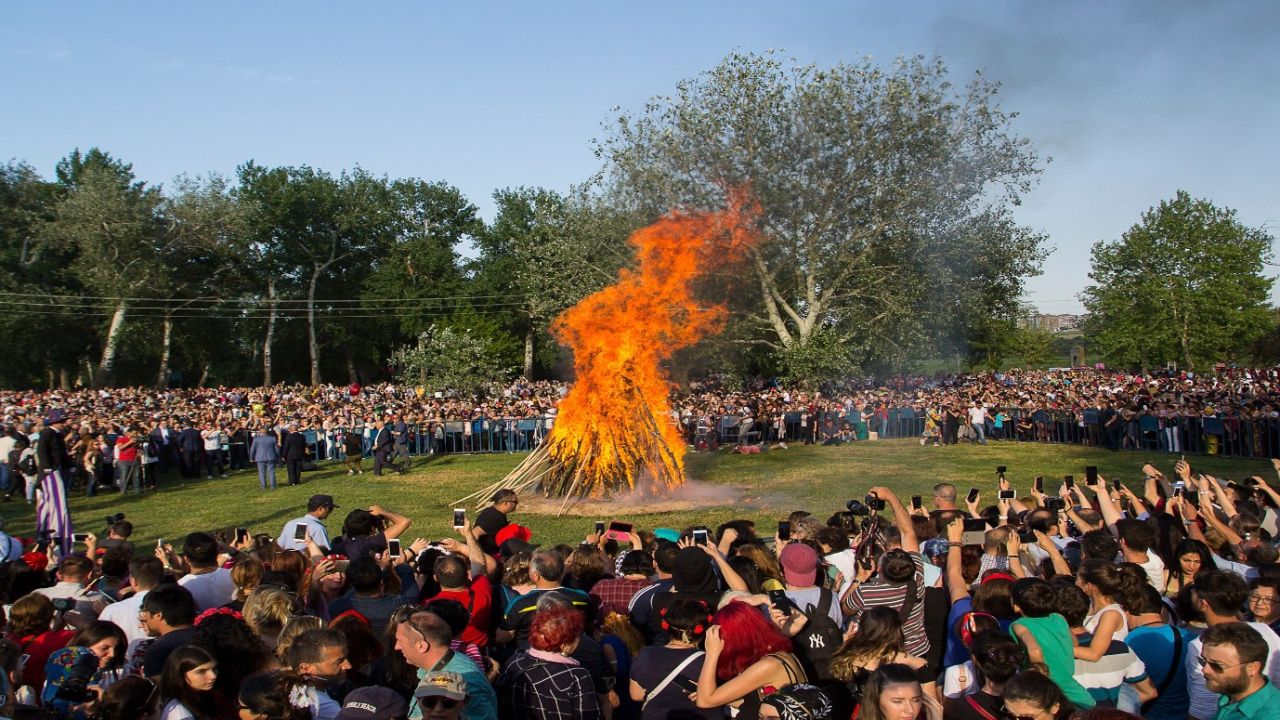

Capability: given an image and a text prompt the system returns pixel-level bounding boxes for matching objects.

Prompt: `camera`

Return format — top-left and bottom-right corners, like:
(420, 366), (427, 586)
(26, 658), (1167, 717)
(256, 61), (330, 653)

(51, 597), (77, 613)
(54, 650), (98, 703)
(865, 495), (885, 512)
(1043, 496), (1065, 511)
(846, 499), (868, 516)
(104, 512), (125, 528)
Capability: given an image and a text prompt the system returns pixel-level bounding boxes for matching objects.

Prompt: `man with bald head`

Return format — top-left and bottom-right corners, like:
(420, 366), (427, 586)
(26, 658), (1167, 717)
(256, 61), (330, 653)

(932, 483), (958, 512)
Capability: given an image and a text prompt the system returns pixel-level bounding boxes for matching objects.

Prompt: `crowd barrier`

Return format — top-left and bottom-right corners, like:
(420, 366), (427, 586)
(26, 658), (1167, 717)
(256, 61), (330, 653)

(680, 409), (1280, 459)
(293, 410), (1280, 463)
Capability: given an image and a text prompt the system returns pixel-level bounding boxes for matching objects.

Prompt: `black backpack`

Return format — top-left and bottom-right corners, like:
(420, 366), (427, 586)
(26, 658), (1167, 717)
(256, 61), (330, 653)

(793, 587), (844, 681)
(16, 453), (36, 477)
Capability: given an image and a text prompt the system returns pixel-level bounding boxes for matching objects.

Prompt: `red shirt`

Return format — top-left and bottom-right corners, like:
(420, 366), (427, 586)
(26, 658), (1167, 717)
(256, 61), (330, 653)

(424, 575), (492, 647)
(12, 629), (74, 689)
(115, 436), (138, 463)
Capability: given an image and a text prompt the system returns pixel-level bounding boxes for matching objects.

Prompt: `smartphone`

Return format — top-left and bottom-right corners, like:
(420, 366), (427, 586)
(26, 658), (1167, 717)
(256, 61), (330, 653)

(672, 675), (699, 694)
(72, 533), (89, 543)
(1064, 475), (1074, 489)
(996, 466), (1007, 475)
(911, 495), (923, 511)
(967, 488), (980, 503)
(607, 520), (634, 541)
(692, 528), (709, 546)
(387, 538), (402, 557)
(595, 520), (606, 536)
(1173, 481), (1186, 497)
(1085, 466), (1099, 486)
(235, 527), (248, 543)
(453, 508), (466, 529)
(1017, 528), (1036, 544)
(962, 518), (988, 545)
(1185, 490), (1201, 508)
(1034, 476), (1044, 493)
(777, 521), (791, 541)
(157, 538), (165, 548)
(767, 589), (793, 613)
(1111, 478), (1122, 493)
(999, 489), (1015, 500)
(293, 524), (308, 542)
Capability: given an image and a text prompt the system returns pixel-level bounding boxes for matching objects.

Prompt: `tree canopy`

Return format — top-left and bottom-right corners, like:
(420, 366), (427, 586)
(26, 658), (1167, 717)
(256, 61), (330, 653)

(1082, 190), (1275, 370)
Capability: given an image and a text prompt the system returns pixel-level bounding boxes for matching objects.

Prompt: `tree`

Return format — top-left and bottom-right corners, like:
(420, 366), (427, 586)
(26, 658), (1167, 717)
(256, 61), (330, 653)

(41, 157), (166, 386)
(1082, 190), (1275, 370)
(595, 51), (1047, 372)
(389, 323), (516, 392)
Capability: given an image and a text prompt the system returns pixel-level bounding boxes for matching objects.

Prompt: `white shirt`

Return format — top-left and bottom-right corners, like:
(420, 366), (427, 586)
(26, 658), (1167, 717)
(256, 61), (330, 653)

(160, 699), (195, 720)
(1186, 621), (1280, 720)
(0, 435), (15, 462)
(278, 515), (331, 551)
(99, 589), (149, 644)
(968, 406), (988, 424)
(1134, 552), (1165, 591)
(178, 567), (236, 611)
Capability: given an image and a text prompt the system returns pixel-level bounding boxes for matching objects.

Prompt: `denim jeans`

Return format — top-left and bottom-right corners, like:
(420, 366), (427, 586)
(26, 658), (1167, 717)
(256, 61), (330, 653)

(971, 423), (987, 444)
(257, 461), (277, 489)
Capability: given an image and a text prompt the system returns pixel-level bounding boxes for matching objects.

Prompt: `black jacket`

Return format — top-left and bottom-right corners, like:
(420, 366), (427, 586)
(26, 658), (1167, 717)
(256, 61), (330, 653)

(36, 427), (70, 473)
(282, 431), (309, 461)
(177, 428), (203, 453)
(374, 425), (395, 451)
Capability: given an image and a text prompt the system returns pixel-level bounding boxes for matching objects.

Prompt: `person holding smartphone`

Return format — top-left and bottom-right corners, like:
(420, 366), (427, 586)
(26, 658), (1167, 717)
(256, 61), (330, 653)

(277, 495), (337, 552)
(630, 597), (720, 720)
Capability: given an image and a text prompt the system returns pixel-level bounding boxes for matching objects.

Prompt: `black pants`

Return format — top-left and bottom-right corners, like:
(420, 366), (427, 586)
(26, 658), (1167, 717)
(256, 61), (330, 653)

(373, 447), (398, 475)
(180, 449), (201, 477)
(286, 458), (304, 485)
(204, 449), (224, 477)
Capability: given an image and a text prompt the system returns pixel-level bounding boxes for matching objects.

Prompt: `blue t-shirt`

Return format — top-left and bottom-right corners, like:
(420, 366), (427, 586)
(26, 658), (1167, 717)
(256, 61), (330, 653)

(1125, 625), (1191, 720)
(943, 597), (1013, 668)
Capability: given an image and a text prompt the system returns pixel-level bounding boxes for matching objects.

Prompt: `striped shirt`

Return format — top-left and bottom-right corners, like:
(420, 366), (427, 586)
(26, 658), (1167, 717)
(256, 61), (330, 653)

(1072, 632), (1148, 707)
(843, 552), (929, 656)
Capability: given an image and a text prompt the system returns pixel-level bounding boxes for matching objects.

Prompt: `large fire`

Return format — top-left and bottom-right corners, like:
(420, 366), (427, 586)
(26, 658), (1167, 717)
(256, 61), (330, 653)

(464, 190), (760, 506)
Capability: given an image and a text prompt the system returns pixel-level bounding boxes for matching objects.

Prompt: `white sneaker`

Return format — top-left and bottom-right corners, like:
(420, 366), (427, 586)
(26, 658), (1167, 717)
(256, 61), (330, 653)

(348, 470), (355, 475)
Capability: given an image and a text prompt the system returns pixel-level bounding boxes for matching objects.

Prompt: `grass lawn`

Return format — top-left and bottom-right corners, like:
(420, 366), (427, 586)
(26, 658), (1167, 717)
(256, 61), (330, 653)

(2, 440), (1273, 548)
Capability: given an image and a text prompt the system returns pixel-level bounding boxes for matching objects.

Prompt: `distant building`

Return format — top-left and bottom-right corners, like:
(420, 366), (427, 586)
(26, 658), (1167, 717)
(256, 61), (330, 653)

(1020, 313), (1081, 333)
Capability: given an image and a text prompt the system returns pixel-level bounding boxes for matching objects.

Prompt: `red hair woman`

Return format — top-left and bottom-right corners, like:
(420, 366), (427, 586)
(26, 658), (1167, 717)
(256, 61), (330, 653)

(695, 600), (806, 720)
(496, 607), (601, 720)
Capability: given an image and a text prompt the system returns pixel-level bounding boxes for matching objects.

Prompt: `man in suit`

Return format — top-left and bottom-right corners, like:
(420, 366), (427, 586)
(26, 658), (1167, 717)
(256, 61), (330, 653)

(148, 419), (176, 475)
(372, 418), (401, 477)
(282, 422), (309, 486)
(176, 420), (203, 478)
(249, 426), (280, 490)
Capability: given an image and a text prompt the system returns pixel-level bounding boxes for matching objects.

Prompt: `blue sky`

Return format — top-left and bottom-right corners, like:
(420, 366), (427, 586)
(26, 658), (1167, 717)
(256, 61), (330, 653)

(3, 2), (1277, 313)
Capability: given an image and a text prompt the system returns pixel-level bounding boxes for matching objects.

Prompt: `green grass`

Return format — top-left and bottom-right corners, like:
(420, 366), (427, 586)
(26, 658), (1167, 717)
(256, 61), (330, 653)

(3, 441), (1272, 547)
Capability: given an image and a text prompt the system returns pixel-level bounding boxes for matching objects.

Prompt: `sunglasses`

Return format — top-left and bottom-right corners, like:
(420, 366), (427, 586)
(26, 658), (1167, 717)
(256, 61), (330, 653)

(420, 696), (460, 710)
(1197, 656), (1250, 673)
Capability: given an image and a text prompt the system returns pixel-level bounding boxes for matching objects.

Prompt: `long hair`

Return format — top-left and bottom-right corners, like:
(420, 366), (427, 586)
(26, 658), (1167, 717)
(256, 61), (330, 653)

(232, 556), (264, 602)
(1002, 669), (1074, 720)
(713, 600), (792, 680)
(96, 675), (159, 720)
(735, 543), (785, 584)
(69, 621), (127, 671)
(831, 607), (904, 681)
(1173, 539), (1213, 584)
(269, 550), (309, 595)
(193, 614), (271, 718)
(8, 594), (54, 638)
(857, 663), (922, 720)
(160, 645), (218, 720)
(237, 670), (314, 720)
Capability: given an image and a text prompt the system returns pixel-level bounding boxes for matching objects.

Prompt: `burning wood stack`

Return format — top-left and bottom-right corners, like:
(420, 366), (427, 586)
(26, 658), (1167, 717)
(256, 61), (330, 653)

(459, 190), (760, 512)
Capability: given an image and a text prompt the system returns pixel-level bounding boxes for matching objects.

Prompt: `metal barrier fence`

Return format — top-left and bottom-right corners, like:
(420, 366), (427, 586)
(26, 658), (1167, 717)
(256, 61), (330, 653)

(679, 409), (1280, 459)
(301, 410), (1280, 461)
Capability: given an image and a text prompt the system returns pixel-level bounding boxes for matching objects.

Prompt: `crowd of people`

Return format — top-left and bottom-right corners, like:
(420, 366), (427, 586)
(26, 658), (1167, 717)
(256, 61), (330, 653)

(0, 365), (1277, 510)
(1, 413), (1280, 720)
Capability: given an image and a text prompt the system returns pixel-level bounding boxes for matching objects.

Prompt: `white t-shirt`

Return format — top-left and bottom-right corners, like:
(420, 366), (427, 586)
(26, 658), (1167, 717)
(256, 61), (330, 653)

(160, 699), (195, 720)
(1135, 552), (1165, 591)
(178, 567), (236, 611)
(941, 660), (979, 698)
(968, 407), (987, 425)
(99, 589), (149, 644)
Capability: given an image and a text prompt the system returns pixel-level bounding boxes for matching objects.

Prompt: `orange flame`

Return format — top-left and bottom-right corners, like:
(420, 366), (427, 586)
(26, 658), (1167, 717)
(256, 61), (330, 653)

(544, 189), (761, 497)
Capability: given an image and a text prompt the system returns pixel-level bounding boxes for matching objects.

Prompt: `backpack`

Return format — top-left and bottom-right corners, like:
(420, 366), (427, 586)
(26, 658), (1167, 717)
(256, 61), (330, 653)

(17, 452), (36, 477)
(793, 587), (844, 681)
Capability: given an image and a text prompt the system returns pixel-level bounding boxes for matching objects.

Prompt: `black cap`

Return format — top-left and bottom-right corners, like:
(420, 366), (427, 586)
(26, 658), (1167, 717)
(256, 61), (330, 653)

(308, 494), (338, 511)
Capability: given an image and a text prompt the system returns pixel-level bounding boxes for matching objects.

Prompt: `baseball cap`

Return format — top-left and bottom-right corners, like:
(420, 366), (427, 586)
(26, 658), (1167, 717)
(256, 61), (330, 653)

(308, 494), (338, 511)
(779, 543), (819, 586)
(335, 686), (408, 720)
(414, 671), (467, 702)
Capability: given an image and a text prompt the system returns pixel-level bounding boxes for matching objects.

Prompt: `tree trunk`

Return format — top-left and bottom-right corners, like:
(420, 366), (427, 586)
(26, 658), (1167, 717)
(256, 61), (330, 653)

(46, 367), (54, 390)
(58, 367), (70, 390)
(97, 300), (128, 387)
(308, 266), (322, 385)
(197, 363), (210, 387)
(156, 314), (173, 389)
(523, 325), (535, 379)
(346, 353), (358, 384)
(263, 279), (277, 386)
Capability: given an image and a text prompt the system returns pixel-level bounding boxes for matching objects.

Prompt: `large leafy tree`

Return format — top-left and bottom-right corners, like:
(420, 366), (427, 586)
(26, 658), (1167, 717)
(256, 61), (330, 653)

(1082, 190), (1275, 370)
(595, 51), (1047, 375)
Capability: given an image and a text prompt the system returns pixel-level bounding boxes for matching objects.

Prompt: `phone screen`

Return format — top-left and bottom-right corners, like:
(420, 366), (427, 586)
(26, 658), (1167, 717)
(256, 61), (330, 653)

(967, 488), (980, 503)
(911, 495), (923, 511)
(388, 539), (402, 557)
(1034, 476), (1044, 493)
(999, 490), (1015, 500)
(1085, 466), (1099, 486)
(236, 527), (248, 543)
(767, 589), (792, 613)
(607, 521), (634, 539)
(777, 521), (791, 541)
(693, 529), (709, 545)
(72, 533), (88, 543)
(453, 509), (466, 528)
(293, 524), (308, 542)
(1064, 475), (1074, 489)
(595, 520), (606, 535)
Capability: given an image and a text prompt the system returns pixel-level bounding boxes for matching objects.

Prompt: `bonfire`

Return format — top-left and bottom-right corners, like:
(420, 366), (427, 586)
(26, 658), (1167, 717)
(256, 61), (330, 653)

(460, 191), (759, 510)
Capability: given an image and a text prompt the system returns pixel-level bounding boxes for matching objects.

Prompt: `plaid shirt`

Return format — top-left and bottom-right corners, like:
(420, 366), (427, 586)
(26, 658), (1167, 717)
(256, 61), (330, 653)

(590, 577), (651, 617)
(497, 649), (601, 720)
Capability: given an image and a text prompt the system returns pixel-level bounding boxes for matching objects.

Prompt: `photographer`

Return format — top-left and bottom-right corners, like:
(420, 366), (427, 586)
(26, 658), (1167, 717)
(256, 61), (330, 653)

(841, 487), (930, 658)
(41, 621), (128, 720)
(34, 554), (108, 624)
(114, 425), (141, 495)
